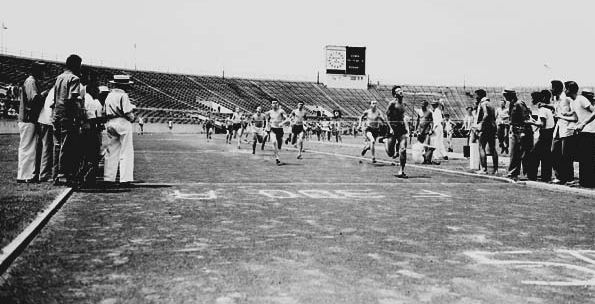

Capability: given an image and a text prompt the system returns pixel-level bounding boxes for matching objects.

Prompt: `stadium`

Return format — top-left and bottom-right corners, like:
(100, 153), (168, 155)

(1, 1), (595, 303)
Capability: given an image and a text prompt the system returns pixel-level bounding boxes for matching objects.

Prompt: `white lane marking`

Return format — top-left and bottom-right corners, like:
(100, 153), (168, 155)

(139, 182), (504, 186)
(464, 250), (595, 286)
(412, 190), (452, 198)
(172, 190), (217, 200)
(258, 190), (300, 199)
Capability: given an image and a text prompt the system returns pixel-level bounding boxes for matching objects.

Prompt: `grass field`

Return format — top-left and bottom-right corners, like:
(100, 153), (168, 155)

(0, 135), (66, 249)
(0, 133), (593, 303)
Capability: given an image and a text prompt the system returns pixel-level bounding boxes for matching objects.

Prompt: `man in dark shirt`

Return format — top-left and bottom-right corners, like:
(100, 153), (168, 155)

(505, 89), (533, 180)
(52, 54), (83, 185)
(385, 85), (409, 177)
(475, 89), (498, 174)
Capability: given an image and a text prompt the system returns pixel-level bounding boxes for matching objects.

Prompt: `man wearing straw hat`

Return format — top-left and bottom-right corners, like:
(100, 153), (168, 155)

(103, 75), (136, 186)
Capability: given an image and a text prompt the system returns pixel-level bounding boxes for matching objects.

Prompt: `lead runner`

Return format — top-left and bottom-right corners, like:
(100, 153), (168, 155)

(385, 85), (409, 178)
(265, 99), (290, 165)
(250, 106), (267, 154)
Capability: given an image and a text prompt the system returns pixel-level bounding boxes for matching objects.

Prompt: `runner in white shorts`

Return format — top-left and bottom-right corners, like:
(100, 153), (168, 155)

(250, 106), (267, 154)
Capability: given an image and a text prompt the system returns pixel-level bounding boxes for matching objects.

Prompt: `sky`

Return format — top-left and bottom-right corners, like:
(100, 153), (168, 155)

(2, 0), (595, 87)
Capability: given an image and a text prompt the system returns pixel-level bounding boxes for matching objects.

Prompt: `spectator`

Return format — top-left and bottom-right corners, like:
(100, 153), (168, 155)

(551, 80), (577, 184)
(444, 114), (454, 152)
(36, 87), (55, 182)
(138, 116), (144, 135)
(495, 99), (510, 154)
(462, 106), (474, 136)
(80, 84), (102, 185)
(52, 54), (83, 186)
(475, 89), (498, 174)
(527, 91), (555, 181)
(430, 99), (448, 160)
(17, 61), (48, 183)
(569, 82), (595, 188)
(104, 75), (136, 186)
(505, 89), (533, 181)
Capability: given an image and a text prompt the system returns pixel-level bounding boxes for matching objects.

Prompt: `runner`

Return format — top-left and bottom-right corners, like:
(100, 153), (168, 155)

(204, 113), (214, 141)
(231, 107), (243, 148)
(289, 101), (307, 159)
(225, 116), (233, 144)
(385, 86), (409, 177)
(250, 106), (267, 154)
(359, 100), (389, 163)
(265, 99), (290, 165)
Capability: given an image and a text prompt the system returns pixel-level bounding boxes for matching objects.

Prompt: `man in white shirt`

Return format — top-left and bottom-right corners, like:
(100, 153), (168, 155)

(550, 81), (577, 184)
(568, 82), (595, 187)
(430, 100), (448, 160)
(495, 99), (510, 154)
(18, 61), (48, 183)
(36, 87), (54, 182)
(527, 90), (555, 181)
(104, 75), (136, 185)
(80, 85), (103, 185)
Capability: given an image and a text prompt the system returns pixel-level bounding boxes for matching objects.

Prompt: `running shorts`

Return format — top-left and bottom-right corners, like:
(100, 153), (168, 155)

(365, 126), (380, 139)
(233, 123), (242, 131)
(292, 124), (304, 135)
(271, 127), (284, 149)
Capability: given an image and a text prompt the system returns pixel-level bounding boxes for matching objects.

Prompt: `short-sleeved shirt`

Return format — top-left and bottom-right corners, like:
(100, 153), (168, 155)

(553, 97), (576, 138)
(38, 88), (54, 125)
(571, 95), (595, 133)
(53, 70), (81, 122)
(19, 75), (42, 122)
(537, 106), (555, 129)
(104, 89), (134, 118)
(84, 93), (102, 119)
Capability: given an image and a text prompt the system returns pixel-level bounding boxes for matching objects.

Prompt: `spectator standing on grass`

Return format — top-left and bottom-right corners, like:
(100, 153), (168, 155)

(474, 89), (498, 174)
(462, 106), (474, 137)
(104, 75), (136, 185)
(168, 120), (173, 131)
(52, 54), (83, 186)
(36, 87), (55, 182)
(17, 61), (48, 183)
(80, 84), (103, 185)
(505, 89), (534, 181)
(568, 82), (595, 188)
(496, 99), (510, 154)
(551, 80), (576, 184)
(527, 91), (555, 181)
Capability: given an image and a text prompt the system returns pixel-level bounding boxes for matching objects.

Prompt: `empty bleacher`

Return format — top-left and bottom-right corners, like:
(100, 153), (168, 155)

(1, 54), (555, 124)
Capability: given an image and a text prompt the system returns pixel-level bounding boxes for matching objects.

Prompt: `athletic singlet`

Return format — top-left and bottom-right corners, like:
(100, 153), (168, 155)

(363, 108), (382, 129)
(387, 100), (406, 126)
(290, 109), (307, 125)
(231, 112), (242, 123)
(252, 113), (266, 128)
(267, 108), (287, 128)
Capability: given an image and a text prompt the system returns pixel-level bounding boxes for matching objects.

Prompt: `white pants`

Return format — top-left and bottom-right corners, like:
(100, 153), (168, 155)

(104, 118), (134, 182)
(430, 125), (447, 158)
(17, 122), (38, 180)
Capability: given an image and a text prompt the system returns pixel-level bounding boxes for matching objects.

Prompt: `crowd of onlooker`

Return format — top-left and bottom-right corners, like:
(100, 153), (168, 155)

(15, 55), (137, 188)
(462, 82), (595, 188)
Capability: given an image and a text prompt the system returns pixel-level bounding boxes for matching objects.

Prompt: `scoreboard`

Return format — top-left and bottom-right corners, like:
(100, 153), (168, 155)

(324, 45), (367, 89)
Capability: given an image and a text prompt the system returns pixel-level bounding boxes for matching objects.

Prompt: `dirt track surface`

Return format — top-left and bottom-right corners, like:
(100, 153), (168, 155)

(1, 134), (594, 303)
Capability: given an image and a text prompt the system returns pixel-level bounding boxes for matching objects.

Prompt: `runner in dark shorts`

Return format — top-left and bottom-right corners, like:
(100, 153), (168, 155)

(359, 100), (388, 163)
(289, 102), (308, 159)
(385, 85), (410, 177)
(265, 99), (290, 165)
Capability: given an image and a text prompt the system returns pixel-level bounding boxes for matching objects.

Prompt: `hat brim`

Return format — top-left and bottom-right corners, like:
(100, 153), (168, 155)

(109, 81), (134, 85)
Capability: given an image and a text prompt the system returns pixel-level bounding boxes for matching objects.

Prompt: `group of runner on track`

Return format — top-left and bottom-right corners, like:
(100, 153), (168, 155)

(199, 86), (412, 177)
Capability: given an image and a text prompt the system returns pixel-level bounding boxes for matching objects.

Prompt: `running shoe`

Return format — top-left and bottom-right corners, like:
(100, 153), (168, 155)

(361, 145), (370, 156)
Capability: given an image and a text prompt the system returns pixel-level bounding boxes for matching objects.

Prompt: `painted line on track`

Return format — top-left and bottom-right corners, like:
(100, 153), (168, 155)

(0, 187), (73, 275)
(138, 182), (506, 186)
